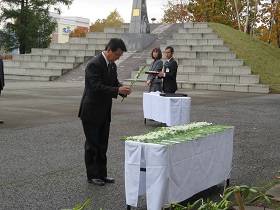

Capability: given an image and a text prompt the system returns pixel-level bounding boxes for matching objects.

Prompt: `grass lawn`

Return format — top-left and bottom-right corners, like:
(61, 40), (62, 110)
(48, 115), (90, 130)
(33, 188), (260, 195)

(209, 22), (280, 93)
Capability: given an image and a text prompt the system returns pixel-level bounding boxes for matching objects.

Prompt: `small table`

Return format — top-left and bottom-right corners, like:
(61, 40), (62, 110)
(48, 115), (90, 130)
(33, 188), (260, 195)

(125, 127), (234, 210)
(143, 92), (191, 126)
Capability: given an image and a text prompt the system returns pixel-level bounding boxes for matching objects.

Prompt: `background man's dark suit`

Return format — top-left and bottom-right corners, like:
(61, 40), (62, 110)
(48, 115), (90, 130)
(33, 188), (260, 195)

(162, 57), (178, 93)
(0, 58), (4, 95)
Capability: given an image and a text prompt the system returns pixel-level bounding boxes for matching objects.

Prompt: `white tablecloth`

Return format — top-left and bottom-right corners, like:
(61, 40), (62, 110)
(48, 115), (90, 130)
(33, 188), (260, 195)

(143, 92), (191, 126)
(125, 127), (234, 210)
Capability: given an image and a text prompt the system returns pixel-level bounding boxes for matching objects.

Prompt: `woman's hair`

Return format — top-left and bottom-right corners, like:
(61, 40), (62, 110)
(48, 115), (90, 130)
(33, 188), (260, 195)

(151, 47), (162, 59)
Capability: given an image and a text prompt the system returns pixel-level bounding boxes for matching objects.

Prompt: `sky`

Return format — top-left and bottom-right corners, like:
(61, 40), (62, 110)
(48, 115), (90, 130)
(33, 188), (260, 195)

(61, 0), (167, 24)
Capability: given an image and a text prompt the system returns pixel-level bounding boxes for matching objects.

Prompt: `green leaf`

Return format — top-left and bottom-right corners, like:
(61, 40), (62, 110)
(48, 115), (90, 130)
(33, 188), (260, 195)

(249, 188), (258, 193)
(264, 195), (272, 204)
(249, 195), (261, 203)
(224, 191), (233, 200)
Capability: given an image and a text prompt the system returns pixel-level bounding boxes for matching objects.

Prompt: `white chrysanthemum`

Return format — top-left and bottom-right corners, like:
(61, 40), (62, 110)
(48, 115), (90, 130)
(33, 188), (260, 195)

(125, 122), (212, 142)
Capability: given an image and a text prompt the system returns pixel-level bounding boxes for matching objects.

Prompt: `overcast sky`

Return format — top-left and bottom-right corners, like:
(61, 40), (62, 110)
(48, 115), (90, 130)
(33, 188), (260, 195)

(61, 0), (167, 24)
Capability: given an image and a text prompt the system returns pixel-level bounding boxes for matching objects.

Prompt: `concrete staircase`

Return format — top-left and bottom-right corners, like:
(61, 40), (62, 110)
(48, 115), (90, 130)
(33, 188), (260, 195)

(122, 22), (269, 93)
(3, 26), (128, 81)
(3, 22), (269, 93)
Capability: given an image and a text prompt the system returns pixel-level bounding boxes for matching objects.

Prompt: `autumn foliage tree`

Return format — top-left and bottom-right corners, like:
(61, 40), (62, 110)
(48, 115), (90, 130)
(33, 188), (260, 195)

(69, 27), (88, 38)
(162, 0), (280, 47)
(258, 0), (280, 47)
(162, 0), (191, 23)
(90, 9), (124, 32)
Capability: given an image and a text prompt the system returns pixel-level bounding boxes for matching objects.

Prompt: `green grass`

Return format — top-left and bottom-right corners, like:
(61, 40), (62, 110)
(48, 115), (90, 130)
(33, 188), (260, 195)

(209, 22), (280, 93)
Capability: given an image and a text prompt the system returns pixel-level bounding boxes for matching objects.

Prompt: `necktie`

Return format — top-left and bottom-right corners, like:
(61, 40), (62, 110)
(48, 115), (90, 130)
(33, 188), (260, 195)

(108, 63), (111, 77)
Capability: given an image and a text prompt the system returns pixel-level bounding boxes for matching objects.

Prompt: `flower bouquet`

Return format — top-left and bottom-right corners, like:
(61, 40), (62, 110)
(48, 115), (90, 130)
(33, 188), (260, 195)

(121, 122), (232, 145)
(121, 65), (146, 102)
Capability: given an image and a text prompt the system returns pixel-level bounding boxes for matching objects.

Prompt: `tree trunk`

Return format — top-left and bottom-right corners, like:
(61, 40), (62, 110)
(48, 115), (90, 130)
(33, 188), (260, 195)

(244, 0), (250, 34)
(268, 0), (279, 44)
(234, 0), (241, 31)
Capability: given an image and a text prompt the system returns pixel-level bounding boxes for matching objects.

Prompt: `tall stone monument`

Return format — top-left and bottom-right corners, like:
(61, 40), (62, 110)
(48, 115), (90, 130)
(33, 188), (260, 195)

(129, 0), (150, 33)
(121, 0), (156, 52)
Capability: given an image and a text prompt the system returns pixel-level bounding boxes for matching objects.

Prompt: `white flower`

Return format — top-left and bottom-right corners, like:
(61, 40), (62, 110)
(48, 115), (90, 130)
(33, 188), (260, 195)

(123, 122), (213, 142)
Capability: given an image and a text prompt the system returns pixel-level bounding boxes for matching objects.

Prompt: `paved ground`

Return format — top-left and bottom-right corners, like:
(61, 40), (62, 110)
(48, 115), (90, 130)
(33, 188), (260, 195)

(1, 78), (280, 210)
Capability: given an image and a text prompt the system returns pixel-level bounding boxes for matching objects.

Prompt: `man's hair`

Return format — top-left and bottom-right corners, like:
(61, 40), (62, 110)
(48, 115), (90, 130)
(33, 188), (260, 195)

(151, 47), (162, 59)
(105, 38), (127, 52)
(165, 46), (174, 53)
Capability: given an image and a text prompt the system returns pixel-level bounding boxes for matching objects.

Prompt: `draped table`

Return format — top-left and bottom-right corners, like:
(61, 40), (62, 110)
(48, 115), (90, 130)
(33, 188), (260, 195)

(125, 127), (234, 210)
(143, 92), (191, 126)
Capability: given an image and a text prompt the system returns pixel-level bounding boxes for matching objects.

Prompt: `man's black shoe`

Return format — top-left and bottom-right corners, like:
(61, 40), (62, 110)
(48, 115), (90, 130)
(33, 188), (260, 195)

(87, 179), (105, 186)
(101, 177), (115, 183)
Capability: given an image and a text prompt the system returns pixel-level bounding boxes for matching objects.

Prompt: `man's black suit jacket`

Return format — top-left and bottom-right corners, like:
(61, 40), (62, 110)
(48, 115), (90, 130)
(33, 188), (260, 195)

(78, 53), (122, 124)
(162, 57), (178, 93)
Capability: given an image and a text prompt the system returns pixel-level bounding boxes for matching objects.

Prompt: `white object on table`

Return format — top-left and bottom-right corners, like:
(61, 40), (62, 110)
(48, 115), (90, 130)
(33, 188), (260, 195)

(143, 92), (191, 126)
(125, 127), (234, 210)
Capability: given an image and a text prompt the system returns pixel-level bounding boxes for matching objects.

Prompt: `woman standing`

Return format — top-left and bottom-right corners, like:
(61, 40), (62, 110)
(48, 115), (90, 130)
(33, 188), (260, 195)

(146, 48), (163, 92)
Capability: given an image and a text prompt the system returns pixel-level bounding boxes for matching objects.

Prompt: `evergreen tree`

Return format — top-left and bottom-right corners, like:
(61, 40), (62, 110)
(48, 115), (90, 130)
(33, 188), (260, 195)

(0, 0), (73, 54)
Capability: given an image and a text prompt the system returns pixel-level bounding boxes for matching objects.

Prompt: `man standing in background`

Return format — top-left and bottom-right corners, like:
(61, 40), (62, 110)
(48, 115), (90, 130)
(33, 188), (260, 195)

(0, 57), (4, 124)
(158, 46), (178, 93)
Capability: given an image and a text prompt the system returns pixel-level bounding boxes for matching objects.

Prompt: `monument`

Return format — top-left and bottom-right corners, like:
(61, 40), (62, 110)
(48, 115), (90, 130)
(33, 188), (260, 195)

(129, 0), (150, 33)
(121, 0), (157, 52)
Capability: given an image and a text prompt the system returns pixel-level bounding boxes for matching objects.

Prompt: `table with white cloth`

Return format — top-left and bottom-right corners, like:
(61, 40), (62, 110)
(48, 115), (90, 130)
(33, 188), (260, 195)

(143, 92), (191, 126)
(125, 127), (234, 210)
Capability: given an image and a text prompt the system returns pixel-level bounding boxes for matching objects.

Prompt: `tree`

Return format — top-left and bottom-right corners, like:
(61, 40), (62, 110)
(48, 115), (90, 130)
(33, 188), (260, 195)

(258, 0), (280, 47)
(162, 0), (191, 23)
(90, 9), (124, 32)
(0, 0), (73, 54)
(187, 0), (237, 27)
(69, 27), (88, 38)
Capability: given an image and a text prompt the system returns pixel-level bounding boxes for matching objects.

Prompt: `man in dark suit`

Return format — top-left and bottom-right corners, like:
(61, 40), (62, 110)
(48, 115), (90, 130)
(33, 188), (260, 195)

(0, 58), (4, 124)
(78, 38), (132, 186)
(0, 58), (4, 95)
(158, 46), (178, 93)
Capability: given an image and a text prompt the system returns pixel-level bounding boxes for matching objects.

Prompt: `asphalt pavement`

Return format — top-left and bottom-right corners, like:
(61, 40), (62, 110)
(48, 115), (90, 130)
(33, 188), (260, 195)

(0, 77), (280, 209)
(1, 22), (279, 210)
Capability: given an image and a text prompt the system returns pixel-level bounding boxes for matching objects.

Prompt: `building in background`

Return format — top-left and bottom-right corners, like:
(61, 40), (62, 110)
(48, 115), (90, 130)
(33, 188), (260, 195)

(50, 12), (90, 43)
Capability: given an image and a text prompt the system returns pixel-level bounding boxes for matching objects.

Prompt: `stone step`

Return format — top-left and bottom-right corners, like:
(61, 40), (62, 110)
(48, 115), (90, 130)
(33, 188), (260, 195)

(85, 32), (122, 39)
(104, 27), (129, 33)
(131, 71), (258, 84)
(178, 58), (244, 66)
(4, 74), (58, 81)
(31, 48), (96, 57)
(176, 51), (236, 59)
(4, 67), (68, 76)
(178, 73), (259, 84)
(50, 43), (88, 50)
(12, 54), (85, 63)
(49, 42), (105, 51)
(179, 65), (251, 75)
(166, 38), (224, 46)
(183, 22), (209, 28)
(145, 58), (244, 67)
(4, 60), (77, 69)
(122, 80), (269, 93)
(139, 65), (251, 75)
(178, 28), (213, 33)
(68, 37), (111, 45)
(160, 45), (230, 52)
(172, 32), (218, 39)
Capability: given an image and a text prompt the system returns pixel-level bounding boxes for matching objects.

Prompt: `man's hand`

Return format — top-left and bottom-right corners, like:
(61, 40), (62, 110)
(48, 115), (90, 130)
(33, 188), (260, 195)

(146, 80), (151, 86)
(119, 86), (132, 95)
(158, 71), (164, 77)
